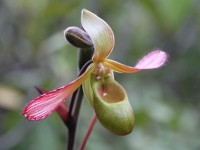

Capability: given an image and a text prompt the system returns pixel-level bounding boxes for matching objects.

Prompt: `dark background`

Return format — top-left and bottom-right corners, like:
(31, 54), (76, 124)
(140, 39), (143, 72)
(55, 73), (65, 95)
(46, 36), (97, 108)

(0, 0), (200, 150)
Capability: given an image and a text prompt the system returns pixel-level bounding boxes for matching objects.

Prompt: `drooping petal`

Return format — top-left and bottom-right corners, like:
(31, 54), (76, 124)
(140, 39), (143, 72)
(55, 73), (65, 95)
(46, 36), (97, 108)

(81, 9), (115, 62)
(135, 49), (168, 69)
(104, 59), (140, 73)
(23, 65), (94, 120)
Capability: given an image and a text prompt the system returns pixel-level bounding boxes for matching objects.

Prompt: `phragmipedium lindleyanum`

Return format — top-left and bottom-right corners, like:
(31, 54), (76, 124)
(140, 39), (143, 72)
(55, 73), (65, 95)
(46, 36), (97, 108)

(23, 9), (168, 135)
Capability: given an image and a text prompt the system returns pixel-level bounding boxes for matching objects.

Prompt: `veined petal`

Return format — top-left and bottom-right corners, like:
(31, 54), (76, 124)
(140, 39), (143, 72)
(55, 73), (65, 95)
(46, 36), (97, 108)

(81, 9), (115, 62)
(135, 49), (168, 69)
(104, 59), (140, 73)
(23, 65), (94, 120)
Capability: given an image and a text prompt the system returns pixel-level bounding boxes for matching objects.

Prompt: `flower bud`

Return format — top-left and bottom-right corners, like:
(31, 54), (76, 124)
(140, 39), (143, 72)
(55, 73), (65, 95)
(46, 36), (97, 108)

(64, 26), (93, 48)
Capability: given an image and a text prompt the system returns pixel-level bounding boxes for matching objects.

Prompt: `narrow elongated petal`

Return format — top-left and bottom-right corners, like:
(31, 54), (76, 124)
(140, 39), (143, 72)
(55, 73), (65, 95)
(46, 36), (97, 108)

(81, 9), (115, 62)
(104, 59), (140, 73)
(135, 49), (168, 69)
(104, 50), (168, 73)
(23, 65), (94, 120)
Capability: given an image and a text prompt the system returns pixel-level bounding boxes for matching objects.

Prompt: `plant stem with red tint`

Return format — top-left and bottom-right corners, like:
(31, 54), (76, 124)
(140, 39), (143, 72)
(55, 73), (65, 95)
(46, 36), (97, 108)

(80, 114), (97, 150)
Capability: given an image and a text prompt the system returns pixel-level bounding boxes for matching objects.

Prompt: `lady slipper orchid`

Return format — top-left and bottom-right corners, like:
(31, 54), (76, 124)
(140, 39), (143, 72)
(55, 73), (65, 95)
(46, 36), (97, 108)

(23, 9), (168, 135)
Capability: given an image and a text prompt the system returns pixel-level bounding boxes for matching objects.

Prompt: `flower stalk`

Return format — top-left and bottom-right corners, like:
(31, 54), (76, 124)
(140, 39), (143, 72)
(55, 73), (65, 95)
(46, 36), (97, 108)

(35, 27), (94, 150)
(80, 114), (97, 150)
(66, 59), (93, 150)
(65, 28), (94, 150)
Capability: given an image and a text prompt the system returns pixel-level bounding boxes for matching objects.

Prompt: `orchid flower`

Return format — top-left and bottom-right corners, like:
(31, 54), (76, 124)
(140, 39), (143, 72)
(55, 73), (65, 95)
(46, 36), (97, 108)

(23, 9), (168, 135)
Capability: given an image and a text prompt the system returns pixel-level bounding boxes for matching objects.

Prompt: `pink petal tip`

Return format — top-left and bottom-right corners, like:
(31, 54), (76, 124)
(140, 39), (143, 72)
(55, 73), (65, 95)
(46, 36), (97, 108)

(22, 86), (68, 121)
(22, 65), (93, 121)
(135, 49), (168, 70)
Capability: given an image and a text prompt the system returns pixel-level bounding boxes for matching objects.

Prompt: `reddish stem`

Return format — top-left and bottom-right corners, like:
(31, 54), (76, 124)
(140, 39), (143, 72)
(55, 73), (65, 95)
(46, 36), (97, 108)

(80, 114), (97, 150)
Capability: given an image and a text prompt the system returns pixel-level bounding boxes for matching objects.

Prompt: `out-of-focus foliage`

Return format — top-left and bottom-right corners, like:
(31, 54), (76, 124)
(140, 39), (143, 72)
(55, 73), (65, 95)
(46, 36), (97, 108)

(0, 0), (200, 150)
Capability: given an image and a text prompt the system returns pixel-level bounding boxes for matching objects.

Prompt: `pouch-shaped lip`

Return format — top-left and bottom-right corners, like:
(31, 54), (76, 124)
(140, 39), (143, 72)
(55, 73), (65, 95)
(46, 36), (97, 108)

(94, 76), (126, 104)
(92, 75), (135, 135)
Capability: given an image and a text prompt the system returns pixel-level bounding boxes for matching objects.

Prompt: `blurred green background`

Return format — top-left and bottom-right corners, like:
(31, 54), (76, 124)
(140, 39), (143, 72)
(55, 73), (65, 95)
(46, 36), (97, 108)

(0, 0), (200, 150)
